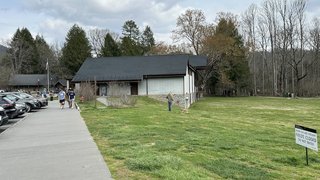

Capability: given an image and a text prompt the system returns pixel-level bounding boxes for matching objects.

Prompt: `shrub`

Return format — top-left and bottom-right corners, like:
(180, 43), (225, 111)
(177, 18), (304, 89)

(79, 81), (96, 102)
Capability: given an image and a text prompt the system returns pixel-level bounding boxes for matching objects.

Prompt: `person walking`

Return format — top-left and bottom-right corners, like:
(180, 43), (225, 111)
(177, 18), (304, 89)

(166, 92), (174, 111)
(67, 88), (76, 108)
(58, 89), (66, 109)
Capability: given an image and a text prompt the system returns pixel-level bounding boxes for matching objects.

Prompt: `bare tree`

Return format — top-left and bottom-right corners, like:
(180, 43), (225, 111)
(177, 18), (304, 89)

(88, 28), (119, 57)
(172, 9), (206, 55)
(263, 0), (279, 95)
(243, 3), (258, 95)
(257, 16), (269, 95)
(308, 18), (320, 95)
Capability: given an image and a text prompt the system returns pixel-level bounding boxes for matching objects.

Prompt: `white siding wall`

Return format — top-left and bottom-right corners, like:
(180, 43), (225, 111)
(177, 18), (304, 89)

(138, 77), (184, 95)
(138, 80), (147, 95)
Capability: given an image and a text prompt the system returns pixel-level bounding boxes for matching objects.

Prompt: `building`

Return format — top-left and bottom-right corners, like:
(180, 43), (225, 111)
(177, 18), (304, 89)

(8, 74), (49, 91)
(72, 55), (207, 107)
(8, 74), (67, 93)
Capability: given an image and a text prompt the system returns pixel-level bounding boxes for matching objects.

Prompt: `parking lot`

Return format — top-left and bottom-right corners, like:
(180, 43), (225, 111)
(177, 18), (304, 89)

(0, 109), (43, 134)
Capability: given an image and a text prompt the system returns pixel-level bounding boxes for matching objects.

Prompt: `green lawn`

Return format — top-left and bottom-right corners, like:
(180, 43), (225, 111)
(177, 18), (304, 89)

(80, 97), (320, 179)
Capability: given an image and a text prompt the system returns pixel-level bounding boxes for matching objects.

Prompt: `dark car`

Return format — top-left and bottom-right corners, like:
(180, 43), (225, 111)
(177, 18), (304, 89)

(0, 96), (19, 119)
(1, 93), (37, 112)
(11, 92), (43, 108)
(0, 106), (9, 126)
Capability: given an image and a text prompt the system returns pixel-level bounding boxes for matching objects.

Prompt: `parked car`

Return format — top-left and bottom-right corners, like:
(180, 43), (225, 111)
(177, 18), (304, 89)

(11, 92), (44, 109)
(0, 106), (9, 126)
(0, 96), (19, 119)
(32, 94), (48, 107)
(1, 93), (38, 112)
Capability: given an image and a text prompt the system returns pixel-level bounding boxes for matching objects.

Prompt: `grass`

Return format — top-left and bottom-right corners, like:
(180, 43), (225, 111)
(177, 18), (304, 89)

(79, 96), (320, 179)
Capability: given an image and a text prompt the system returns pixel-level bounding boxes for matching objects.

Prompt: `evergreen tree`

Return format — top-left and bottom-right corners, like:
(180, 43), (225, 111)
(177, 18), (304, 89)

(61, 24), (91, 76)
(141, 26), (155, 54)
(101, 33), (121, 57)
(202, 13), (250, 95)
(120, 36), (141, 56)
(7, 28), (39, 74)
(122, 20), (140, 42)
(34, 35), (55, 74)
(120, 20), (142, 56)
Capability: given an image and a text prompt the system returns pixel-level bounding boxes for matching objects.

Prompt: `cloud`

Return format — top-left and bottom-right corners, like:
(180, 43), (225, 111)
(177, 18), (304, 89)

(23, 0), (186, 39)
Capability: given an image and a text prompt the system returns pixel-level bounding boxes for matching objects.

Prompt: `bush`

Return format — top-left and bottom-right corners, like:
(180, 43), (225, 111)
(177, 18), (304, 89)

(106, 95), (137, 108)
(120, 94), (137, 106)
(79, 82), (95, 102)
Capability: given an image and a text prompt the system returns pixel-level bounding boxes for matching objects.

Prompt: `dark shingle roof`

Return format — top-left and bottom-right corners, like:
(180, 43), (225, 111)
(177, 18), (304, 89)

(72, 55), (207, 82)
(9, 74), (48, 86)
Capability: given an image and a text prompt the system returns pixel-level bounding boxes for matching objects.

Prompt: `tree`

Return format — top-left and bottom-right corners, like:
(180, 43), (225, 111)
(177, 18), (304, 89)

(101, 33), (121, 57)
(87, 28), (108, 57)
(121, 20), (142, 56)
(88, 28), (120, 57)
(202, 13), (250, 95)
(6, 28), (39, 74)
(309, 18), (320, 91)
(242, 4), (258, 95)
(61, 24), (91, 76)
(34, 35), (55, 74)
(141, 26), (155, 54)
(172, 9), (206, 55)
(122, 20), (140, 42)
(120, 36), (141, 56)
(263, 0), (278, 95)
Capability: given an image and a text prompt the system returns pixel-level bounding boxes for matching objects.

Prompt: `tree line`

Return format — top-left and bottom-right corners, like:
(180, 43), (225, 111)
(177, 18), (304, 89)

(170, 0), (320, 96)
(0, 20), (156, 81)
(1, 0), (319, 97)
(241, 0), (320, 96)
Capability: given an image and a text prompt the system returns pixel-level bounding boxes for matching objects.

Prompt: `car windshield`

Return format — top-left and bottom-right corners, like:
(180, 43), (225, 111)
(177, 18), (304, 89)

(0, 97), (13, 104)
(4, 94), (19, 101)
(20, 93), (33, 98)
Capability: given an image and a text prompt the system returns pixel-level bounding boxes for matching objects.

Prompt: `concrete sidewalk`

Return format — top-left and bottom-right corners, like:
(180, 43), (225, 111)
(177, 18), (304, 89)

(0, 101), (112, 180)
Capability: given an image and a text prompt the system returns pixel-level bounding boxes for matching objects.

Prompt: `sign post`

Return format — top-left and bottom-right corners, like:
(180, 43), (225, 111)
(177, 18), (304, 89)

(295, 125), (318, 165)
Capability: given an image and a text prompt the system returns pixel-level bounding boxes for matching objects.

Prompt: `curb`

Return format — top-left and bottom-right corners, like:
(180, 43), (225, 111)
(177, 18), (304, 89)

(0, 111), (30, 136)
(75, 102), (81, 112)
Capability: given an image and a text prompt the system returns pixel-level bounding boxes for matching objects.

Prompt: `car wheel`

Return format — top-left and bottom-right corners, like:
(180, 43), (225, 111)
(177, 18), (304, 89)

(26, 104), (31, 112)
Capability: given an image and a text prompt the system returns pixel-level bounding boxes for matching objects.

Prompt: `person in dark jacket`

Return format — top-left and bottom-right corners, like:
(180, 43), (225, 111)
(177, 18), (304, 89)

(166, 92), (174, 111)
(67, 88), (76, 109)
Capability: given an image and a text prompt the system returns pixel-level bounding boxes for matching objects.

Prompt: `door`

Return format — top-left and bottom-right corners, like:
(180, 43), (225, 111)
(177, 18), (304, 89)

(100, 86), (107, 96)
(130, 82), (138, 95)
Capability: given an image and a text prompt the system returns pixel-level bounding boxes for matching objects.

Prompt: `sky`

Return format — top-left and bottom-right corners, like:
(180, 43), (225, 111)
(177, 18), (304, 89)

(0, 0), (319, 47)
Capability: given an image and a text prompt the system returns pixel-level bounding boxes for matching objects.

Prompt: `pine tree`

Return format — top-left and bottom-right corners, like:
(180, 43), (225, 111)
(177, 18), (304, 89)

(141, 26), (155, 54)
(120, 37), (141, 56)
(7, 28), (39, 74)
(101, 33), (121, 57)
(34, 35), (55, 74)
(122, 20), (140, 42)
(61, 24), (91, 76)
(121, 20), (142, 56)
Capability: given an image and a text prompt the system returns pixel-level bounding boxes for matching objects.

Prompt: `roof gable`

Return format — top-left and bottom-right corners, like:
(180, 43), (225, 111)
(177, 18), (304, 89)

(72, 55), (207, 82)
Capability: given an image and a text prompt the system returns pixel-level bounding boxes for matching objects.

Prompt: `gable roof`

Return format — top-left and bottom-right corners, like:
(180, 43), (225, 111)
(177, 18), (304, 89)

(9, 74), (48, 86)
(72, 55), (207, 82)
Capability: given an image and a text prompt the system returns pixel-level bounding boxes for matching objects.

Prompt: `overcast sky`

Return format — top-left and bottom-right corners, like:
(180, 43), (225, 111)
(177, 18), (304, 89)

(0, 0), (319, 46)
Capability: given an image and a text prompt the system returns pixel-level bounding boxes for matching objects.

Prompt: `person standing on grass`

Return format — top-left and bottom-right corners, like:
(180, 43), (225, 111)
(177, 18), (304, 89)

(58, 89), (66, 109)
(166, 92), (174, 111)
(67, 88), (76, 108)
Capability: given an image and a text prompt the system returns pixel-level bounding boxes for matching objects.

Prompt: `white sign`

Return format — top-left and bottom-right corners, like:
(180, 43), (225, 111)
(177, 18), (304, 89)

(295, 125), (318, 151)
